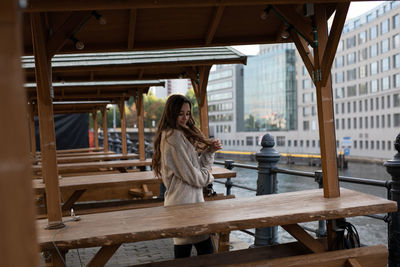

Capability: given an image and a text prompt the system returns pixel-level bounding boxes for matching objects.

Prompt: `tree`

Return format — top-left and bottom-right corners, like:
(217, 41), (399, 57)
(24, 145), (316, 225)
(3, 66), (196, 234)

(185, 88), (200, 125)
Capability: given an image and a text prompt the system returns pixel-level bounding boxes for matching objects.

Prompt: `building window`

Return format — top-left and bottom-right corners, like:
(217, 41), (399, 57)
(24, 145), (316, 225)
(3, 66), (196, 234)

(394, 94), (400, 107)
(370, 79), (379, 93)
(353, 101), (356, 113)
(347, 85), (357, 97)
(347, 52), (356, 64)
(354, 140), (357, 149)
(335, 103), (339, 114)
(303, 121), (310, 131)
(335, 56), (344, 68)
(241, 140), (244, 146)
(376, 97), (379, 110)
(347, 102), (351, 113)
(370, 98), (374, 111)
(335, 119), (339, 129)
(300, 140), (304, 147)
(359, 65), (368, 79)
(388, 114), (391, 127)
(294, 140), (298, 147)
(353, 118), (357, 129)
(365, 140), (369, 149)
(394, 14), (400, 29)
(347, 118), (351, 129)
(381, 38), (390, 53)
(358, 30), (367, 44)
(381, 19), (390, 34)
(302, 79), (311, 89)
(276, 136), (285, 146)
(312, 140), (316, 147)
(371, 116), (374, 128)
(394, 73), (400, 88)
(347, 36), (356, 49)
(382, 76), (390, 91)
(394, 54), (400, 69)
(377, 140), (380, 150)
(359, 83), (367, 95)
(306, 140), (310, 147)
(382, 115), (385, 128)
(359, 48), (368, 61)
(365, 99), (368, 111)
(341, 103), (345, 114)
(370, 43), (379, 57)
(360, 140), (363, 149)
(394, 113), (400, 127)
(382, 140), (385, 150)
(335, 72), (345, 83)
(359, 100), (362, 112)
(370, 61), (379, 75)
(335, 87), (345, 99)
(341, 119), (345, 129)
(371, 141), (374, 150)
(347, 68), (357, 81)
(389, 141), (392, 150)
(382, 96), (385, 109)
(388, 95), (391, 108)
(376, 115), (380, 128)
(394, 34), (400, 49)
(365, 116), (368, 129)
(381, 57), (390, 72)
(370, 25), (378, 39)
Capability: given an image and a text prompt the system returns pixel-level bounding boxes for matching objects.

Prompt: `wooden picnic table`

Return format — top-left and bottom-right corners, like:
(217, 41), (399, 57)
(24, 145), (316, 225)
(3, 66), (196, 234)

(32, 159), (152, 176)
(34, 151), (116, 159)
(36, 188), (396, 266)
(33, 153), (138, 165)
(33, 166), (236, 216)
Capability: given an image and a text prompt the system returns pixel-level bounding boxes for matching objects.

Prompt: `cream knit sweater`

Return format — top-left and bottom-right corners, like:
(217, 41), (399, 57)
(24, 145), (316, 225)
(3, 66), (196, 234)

(160, 129), (215, 245)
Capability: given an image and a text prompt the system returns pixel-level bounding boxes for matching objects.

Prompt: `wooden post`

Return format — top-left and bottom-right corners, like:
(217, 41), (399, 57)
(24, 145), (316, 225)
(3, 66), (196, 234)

(136, 91), (145, 160)
(28, 101), (37, 154)
(119, 99), (127, 155)
(191, 66), (211, 138)
(313, 5), (340, 198)
(31, 13), (63, 227)
(93, 111), (99, 149)
(0, 1), (39, 266)
(102, 107), (109, 152)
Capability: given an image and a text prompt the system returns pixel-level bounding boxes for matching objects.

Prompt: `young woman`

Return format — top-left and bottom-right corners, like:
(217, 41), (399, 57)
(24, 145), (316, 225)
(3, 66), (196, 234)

(152, 94), (222, 258)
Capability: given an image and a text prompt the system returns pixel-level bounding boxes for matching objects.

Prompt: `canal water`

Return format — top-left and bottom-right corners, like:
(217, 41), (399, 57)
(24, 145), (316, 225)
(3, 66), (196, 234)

(212, 159), (392, 247)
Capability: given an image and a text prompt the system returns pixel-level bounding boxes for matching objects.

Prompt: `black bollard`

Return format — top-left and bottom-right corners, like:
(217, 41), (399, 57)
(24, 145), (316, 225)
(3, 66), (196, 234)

(384, 133), (400, 267)
(224, 160), (234, 196)
(254, 133), (280, 246)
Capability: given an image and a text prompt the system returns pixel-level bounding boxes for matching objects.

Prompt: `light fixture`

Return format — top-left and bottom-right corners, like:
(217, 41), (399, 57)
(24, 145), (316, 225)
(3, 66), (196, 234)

(70, 35), (85, 50)
(260, 6), (272, 21)
(92, 10), (107, 25)
(280, 28), (291, 39)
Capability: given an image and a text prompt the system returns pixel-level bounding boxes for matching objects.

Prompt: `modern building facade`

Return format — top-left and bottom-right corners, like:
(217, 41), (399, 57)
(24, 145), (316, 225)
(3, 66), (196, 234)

(210, 1), (400, 161)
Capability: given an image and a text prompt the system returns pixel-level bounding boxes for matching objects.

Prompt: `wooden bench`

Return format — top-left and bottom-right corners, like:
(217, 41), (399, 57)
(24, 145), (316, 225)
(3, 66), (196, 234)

(33, 153), (138, 165)
(32, 159), (152, 177)
(34, 166), (236, 216)
(133, 243), (388, 267)
(36, 188), (396, 267)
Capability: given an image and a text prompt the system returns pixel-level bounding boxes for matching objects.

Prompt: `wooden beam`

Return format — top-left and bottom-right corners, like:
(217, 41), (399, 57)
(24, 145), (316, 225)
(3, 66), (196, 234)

(102, 107), (109, 152)
(31, 12), (64, 227)
(197, 66), (211, 138)
(93, 111), (99, 148)
(321, 2), (349, 86)
(0, 1), (39, 265)
(127, 9), (137, 49)
(136, 91), (145, 160)
(205, 6), (225, 45)
(87, 244), (121, 267)
(28, 101), (37, 154)
(119, 99), (128, 155)
(61, 189), (86, 211)
(46, 11), (92, 57)
(272, 5), (314, 44)
(281, 224), (325, 253)
(313, 4), (339, 198)
(290, 29), (314, 79)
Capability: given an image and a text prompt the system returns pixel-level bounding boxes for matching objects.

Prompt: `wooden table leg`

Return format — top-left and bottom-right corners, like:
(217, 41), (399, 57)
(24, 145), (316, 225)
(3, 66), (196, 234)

(45, 249), (67, 267)
(87, 244), (121, 267)
(282, 224), (326, 253)
(218, 231), (230, 252)
(62, 189), (86, 211)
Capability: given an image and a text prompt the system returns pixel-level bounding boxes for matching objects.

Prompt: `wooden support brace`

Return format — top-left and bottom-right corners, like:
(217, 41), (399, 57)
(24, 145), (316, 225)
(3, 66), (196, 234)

(346, 258), (362, 267)
(87, 244), (121, 267)
(205, 6), (225, 45)
(282, 224), (325, 253)
(62, 189), (86, 211)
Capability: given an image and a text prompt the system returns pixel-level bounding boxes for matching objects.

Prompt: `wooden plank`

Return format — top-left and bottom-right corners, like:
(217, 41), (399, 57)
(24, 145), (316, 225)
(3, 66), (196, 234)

(31, 12), (63, 226)
(36, 188), (396, 250)
(93, 111), (99, 148)
(119, 99), (128, 155)
(136, 91), (145, 160)
(205, 6), (225, 45)
(43, 153), (138, 164)
(0, 1), (39, 265)
(87, 244), (121, 267)
(127, 9), (137, 49)
(102, 107), (109, 152)
(290, 29), (314, 79)
(281, 224), (325, 253)
(313, 4), (340, 198)
(28, 101), (37, 154)
(320, 2), (349, 86)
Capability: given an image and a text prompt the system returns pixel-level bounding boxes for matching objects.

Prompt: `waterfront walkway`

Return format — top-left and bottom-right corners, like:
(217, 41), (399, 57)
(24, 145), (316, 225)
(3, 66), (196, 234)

(40, 235), (250, 266)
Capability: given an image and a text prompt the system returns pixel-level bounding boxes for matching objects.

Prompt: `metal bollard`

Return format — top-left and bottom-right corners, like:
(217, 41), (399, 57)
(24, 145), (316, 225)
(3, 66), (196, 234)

(384, 133), (400, 267)
(224, 160), (234, 196)
(314, 170), (327, 237)
(254, 133), (280, 246)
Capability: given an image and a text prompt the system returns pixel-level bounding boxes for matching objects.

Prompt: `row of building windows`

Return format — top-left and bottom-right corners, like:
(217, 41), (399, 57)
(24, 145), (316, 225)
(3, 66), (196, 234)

(334, 113), (400, 131)
(333, 74), (400, 98)
(208, 102), (233, 112)
(209, 113), (233, 122)
(334, 94), (400, 114)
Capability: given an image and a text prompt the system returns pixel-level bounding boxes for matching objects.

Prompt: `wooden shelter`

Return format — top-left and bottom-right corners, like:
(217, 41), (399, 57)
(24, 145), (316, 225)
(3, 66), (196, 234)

(1, 0), (396, 266)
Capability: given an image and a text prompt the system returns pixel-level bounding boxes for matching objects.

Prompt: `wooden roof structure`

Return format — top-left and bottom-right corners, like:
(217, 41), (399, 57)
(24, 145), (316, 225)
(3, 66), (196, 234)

(2, 1), (390, 266)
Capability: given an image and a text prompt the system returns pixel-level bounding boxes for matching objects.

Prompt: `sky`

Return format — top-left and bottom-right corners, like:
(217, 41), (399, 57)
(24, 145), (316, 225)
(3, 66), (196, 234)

(233, 1), (384, 55)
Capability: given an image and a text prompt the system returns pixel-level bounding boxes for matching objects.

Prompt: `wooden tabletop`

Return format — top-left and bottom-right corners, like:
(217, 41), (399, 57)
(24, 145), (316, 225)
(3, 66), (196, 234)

(32, 159), (152, 173)
(33, 166), (236, 193)
(34, 153), (139, 164)
(34, 151), (116, 159)
(36, 188), (397, 250)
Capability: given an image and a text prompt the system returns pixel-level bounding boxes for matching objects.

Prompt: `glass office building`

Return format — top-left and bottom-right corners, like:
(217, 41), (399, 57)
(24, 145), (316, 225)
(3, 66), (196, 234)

(243, 49), (297, 131)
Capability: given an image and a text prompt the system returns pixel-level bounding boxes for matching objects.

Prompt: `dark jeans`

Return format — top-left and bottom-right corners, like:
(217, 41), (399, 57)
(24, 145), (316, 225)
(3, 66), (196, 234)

(174, 237), (214, 258)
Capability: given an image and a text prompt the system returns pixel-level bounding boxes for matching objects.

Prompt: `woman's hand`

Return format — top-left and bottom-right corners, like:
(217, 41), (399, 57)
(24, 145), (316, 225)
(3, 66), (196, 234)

(209, 139), (222, 152)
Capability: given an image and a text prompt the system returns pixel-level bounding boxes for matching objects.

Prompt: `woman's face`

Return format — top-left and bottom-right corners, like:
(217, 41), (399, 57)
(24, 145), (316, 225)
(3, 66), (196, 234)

(177, 102), (191, 127)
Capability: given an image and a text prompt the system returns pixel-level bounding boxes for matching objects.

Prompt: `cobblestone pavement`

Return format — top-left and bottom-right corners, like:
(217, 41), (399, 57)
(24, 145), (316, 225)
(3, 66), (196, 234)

(40, 234), (251, 266)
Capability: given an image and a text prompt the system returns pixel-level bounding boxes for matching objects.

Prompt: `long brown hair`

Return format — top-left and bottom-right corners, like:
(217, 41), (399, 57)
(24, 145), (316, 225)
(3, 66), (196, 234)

(152, 94), (212, 177)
